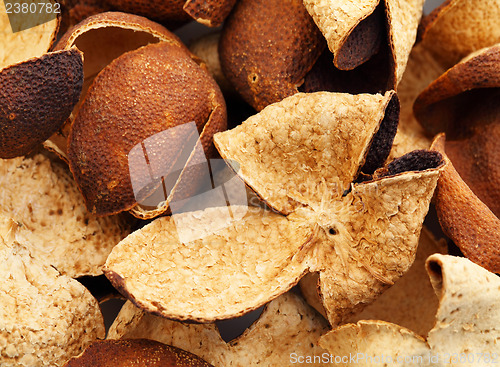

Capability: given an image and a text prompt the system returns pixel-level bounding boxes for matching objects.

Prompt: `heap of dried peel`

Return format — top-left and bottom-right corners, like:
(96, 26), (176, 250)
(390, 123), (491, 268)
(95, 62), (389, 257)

(1, 0), (499, 366)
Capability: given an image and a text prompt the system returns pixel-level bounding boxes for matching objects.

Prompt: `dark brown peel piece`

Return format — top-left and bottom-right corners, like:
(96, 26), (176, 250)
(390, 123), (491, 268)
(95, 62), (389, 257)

(432, 134), (500, 273)
(336, 5), (384, 70)
(374, 150), (444, 179)
(0, 48), (83, 159)
(219, 0), (325, 111)
(103, 0), (191, 25)
(360, 93), (400, 175)
(183, 0), (236, 27)
(64, 339), (214, 367)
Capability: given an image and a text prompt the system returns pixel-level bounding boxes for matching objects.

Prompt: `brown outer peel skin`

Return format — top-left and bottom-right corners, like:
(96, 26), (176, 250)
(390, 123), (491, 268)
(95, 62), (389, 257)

(414, 44), (500, 135)
(432, 134), (500, 273)
(68, 42), (226, 216)
(0, 49), (83, 159)
(219, 0), (325, 111)
(64, 339), (213, 367)
(183, 0), (236, 27)
(102, 0), (191, 25)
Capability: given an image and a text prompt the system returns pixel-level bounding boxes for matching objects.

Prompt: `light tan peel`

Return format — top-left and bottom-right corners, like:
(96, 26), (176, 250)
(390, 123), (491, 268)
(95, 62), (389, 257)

(320, 254), (500, 366)
(0, 225), (105, 366)
(108, 292), (332, 367)
(0, 152), (128, 277)
(105, 92), (445, 324)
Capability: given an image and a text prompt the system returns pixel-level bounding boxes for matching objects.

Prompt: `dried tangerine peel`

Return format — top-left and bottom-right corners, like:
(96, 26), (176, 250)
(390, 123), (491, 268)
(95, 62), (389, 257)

(414, 44), (500, 135)
(68, 41), (226, 217)
(108, 293), (331, 367)
(0, 48), (83, 159)
(426, 254), (500, 359)
(303, 0), (424, 86)
(0, 152), (128, 277)
(345, 228), (447, 337)
(219, 0), (325, 111)
(184, 0), (236, 27)
(419, 0), (500, 69)
(320, 255), (500, 365)
(101, 0), (191, 25)
(48, 12), (187, 159)
(0, 0), (59, 69)
(320, 321), (430, 367)
(64, 339), (213, 367)
(105, 206), (311, 322)
(432, 135), (500, 273)
(215, 92), (395, 214)
(0, 227), (105, 367)
(105, 92), (445, 324)
(389, 43), (444, 160)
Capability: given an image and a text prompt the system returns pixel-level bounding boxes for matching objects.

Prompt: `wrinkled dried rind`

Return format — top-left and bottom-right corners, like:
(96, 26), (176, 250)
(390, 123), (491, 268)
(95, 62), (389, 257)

(0, 48), (83, 159)
(414, 44), (500, 135)
(0, 152), (128, 277)
(426, 254), (500, 360)
(319, 320), (431, 367)
(432, 134), (500, 273)
(108, 292), (331, 367)
(184, 0), (236, 27)
(104, 206), (311, 322)
(389, 43), (444, 160)
(347, 228), (447, 336)
(302, 0), (379, 66)
(0, 233), (105, 367)
(384, 0), (425, 87)
(219, 0), (325, 111)
(214, 92), (394, 215)
(314, 164), (444, 325)
(419, 0), (500, 69)
(64, 339), (213, 366)
(68, 41), (226, 217)
(0, 0), (59, 70)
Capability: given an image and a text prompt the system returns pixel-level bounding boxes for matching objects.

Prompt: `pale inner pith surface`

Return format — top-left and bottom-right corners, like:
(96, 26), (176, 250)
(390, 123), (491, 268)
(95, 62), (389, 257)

(0, 2), (57, 70)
